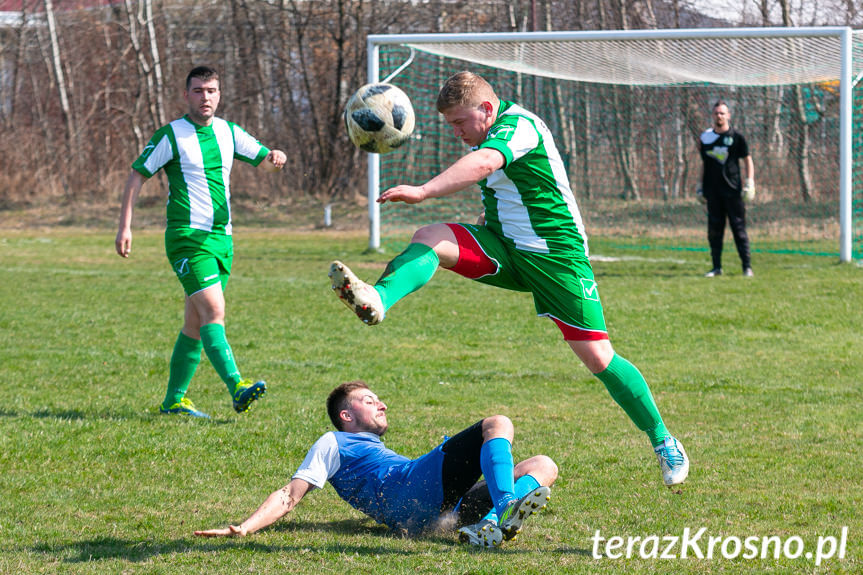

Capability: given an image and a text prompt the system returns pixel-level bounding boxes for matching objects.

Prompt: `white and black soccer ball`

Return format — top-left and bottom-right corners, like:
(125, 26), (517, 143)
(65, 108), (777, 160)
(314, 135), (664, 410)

(344, 83), (415, 154)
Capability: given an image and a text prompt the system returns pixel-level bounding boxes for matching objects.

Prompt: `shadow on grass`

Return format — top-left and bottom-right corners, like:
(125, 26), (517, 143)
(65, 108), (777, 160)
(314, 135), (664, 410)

(29, 408), (236, 425)
(272, 518), (460, 546)
(30, 520), (581, 563)
(33, 534), (436, 564)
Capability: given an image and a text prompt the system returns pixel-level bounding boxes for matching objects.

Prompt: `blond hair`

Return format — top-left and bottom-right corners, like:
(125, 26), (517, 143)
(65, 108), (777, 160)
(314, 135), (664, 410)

(436, 71), (499, 113)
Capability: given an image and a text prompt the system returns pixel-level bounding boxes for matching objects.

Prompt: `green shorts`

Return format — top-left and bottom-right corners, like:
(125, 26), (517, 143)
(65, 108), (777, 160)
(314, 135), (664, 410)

(450, 223), (608, 339)
(165, 229), (233, 296)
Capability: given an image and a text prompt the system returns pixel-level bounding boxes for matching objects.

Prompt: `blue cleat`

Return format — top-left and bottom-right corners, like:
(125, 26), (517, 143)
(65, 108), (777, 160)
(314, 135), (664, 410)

(655, 435), (690, 486)
(233, 379), (267, 413)
(160, 397), (210, 419)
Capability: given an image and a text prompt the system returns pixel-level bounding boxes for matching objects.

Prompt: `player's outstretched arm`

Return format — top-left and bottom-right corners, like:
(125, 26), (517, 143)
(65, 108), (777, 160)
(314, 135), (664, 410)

(115, 170), (146, 258)
(194, 478), (313, 538)
(259, 149), (287, 173)
(378, 148), (504, 205)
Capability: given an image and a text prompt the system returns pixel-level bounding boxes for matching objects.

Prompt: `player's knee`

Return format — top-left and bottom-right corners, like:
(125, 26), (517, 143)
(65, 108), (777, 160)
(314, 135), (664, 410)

(537, 455), (559, 485)
(481, 414), (513, 439)
(517, 455), (558, 486)
(411, 224), (459, 253)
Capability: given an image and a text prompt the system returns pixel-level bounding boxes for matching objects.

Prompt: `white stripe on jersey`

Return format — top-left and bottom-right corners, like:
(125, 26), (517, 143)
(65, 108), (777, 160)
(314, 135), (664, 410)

(488, 114), (548, 252)
(489, 106), (588, 255)
(171, 119), (215, 232)
(141, 134), (174, 176)
(232, 123), (265, 160)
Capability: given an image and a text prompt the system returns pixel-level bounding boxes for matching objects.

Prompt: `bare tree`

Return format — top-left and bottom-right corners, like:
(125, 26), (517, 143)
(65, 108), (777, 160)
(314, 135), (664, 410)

(43, 0), (75, 151)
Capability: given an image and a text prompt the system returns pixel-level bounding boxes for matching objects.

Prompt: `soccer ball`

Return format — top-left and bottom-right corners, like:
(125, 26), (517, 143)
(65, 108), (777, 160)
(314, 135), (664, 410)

(344, 83), (415, 154)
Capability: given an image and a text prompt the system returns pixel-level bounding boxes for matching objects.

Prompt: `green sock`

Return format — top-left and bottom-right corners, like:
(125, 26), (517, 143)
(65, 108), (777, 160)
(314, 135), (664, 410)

(163, 331), (203, 408)
(594, 353), (669, 447)
(374, 242), (440, 311)
(199, 323), (242, 396)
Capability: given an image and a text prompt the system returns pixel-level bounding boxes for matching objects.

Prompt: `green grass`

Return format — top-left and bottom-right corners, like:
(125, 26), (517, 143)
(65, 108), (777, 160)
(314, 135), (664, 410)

(0, 228), (860, 574)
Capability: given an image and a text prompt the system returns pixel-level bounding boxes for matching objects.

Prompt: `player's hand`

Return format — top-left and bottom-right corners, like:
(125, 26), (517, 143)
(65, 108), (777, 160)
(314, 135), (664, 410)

(194, 524), (247, 538)
(742, 179), (755, 202)
(115, 228), (132, 258)
(696, 187), (707, 205)
(476, 211), (486, 225)
(378, 185), (427, 204)
(263, 150), (287, 172)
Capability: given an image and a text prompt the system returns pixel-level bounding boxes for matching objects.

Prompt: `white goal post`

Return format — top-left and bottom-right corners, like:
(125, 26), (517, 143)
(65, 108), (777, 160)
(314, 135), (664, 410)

(365, 27), (860, 261)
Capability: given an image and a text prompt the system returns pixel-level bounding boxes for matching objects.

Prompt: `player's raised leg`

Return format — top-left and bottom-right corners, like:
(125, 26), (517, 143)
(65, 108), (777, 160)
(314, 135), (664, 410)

(329, 224), (458, 325)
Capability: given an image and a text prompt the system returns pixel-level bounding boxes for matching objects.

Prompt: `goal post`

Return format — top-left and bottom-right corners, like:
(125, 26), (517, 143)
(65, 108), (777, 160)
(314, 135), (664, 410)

(365, 27), (863, 262)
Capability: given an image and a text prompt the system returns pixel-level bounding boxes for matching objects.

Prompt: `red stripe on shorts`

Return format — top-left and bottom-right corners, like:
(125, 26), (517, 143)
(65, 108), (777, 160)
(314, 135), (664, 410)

(550, 316), (609, 341)
(446, 223), (498, 279)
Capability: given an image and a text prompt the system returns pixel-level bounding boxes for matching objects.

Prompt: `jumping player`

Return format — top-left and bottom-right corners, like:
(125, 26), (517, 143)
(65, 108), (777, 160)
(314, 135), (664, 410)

(328, 71), (689, 487)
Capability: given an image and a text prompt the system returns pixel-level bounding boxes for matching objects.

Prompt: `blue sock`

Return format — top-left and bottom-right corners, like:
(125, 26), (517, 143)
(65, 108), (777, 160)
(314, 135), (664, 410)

(482, 474), (541, 522)
(480, 437), (515, 517)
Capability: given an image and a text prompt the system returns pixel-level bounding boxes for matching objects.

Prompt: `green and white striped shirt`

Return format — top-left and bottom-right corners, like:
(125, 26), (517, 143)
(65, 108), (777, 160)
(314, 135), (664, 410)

(132, 115), (269, 235)
(477, 101), (588, 257)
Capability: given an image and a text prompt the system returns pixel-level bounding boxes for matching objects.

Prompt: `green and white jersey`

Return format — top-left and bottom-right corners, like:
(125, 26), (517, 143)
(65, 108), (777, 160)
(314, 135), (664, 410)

(132, 115), (270, 235)
(477, 100), (588, 257)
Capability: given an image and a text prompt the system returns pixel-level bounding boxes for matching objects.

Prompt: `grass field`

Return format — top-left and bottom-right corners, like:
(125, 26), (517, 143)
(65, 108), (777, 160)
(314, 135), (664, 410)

(1, 228), (860, 574)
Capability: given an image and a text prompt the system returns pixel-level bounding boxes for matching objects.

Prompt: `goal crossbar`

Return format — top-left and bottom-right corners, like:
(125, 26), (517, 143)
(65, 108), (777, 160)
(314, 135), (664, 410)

(365, 27), (859, 261)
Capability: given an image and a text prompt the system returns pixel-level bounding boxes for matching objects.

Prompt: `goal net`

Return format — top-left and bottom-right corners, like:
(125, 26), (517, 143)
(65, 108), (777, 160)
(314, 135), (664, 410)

(367, 28), (863, 262)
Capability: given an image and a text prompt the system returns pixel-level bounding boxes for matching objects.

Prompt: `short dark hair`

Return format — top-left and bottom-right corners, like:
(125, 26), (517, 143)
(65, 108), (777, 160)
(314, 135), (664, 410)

(327, 380), (370, 431)
(186, 66), (220, 90)
(713, 99), (730, 111)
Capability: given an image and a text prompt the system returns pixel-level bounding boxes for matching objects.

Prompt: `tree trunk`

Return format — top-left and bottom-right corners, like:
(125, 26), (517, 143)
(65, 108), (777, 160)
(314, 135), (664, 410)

(44, 0), (75, 148)
(143, 0), (166, 127)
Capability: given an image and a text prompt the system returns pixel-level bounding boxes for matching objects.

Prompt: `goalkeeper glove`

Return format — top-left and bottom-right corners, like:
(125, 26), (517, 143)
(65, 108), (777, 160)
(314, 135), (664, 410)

(743, 179), (755, 202)
(696, 187), (707, 205)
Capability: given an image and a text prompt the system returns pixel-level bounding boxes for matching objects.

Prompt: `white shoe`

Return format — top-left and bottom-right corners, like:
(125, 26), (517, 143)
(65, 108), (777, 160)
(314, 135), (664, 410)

(654, 436), (690, 486)
(704, 268), (722, 278)
(457, 519), (503, 548)
(498, 486), (552, 541)
(328, 261), (385, 325)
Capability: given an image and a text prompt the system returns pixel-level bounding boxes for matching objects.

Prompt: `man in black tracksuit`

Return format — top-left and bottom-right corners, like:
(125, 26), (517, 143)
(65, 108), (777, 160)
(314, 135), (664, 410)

(698, 100), (756, 278)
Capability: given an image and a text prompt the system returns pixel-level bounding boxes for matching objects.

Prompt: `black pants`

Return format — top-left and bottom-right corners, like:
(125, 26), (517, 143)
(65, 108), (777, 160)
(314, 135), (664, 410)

(439, 420), (493, 525)
(706, 190), (750, 270)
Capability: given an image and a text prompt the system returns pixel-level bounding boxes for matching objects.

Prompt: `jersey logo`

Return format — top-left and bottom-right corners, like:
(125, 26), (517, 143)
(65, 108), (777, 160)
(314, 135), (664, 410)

(580, 278), (600, 302)
(723, 136), (734, 146)
(173, 257), (190, 278)
(489, 125), (516, 140)
(707, 146), (729, 164)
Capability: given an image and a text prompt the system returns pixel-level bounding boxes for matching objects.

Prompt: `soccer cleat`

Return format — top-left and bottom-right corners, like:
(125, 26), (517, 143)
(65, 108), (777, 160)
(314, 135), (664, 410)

(458, 519), (503, 548)
(704, 268), (723, 278)
(655, 435), (690, 486)
(328, 260), (385, 325)
(498, 486), (552, 541)
(232, 379), (267, 413)
(743, 267), (754, 277)
(159, 397), (210, 419)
